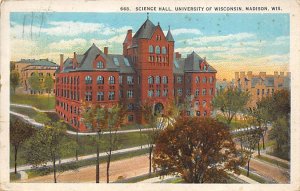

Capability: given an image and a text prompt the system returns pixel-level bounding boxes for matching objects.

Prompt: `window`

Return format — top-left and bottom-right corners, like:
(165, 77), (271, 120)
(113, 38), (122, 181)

(85, 92), (92, 101)
(128, 115), (134, 122)
(186, 111), (191, 116)
(195, 89), (200, 96)
(177, 76), (182, 84)
(257, 89), (260, 95)
(209, 77), (214, 83)
(127, 90), (133, 98)
(113, 57), (119, 66)
(195, 76), (200, 83)
(148, 76), (154, 84)
(97, 92), (104, 101)
(149, 45), (154, 53)
(108, 91), (115, 100)
(262, 89), (265, 95)
(204, 111), (207, 116)
(202, 89), (207, 95)
(97, 61), (104, 69)
(203, 65), (207, 71)
(108, 76), (115, 84)
(119, 76), (123, 84)
(128, 104), (134, 111)
(127, 76), (134, 84)
(177, 88), (182, 96)
(162, 47), (167, 54)
(267, 89), (270, 95)
(163, 89), (168, 96)
(97, 76), (104, 84)
(85, 76), (92, 84)
(162, 76), (168, 84)
(186, 88), (191, 95)
(202, 77), (207, 83)
(196, 111), (201, 116)
(124, 58), (130, 66)
(155, 76), (160, 84)
(155, 46), (160, 54)
(209, 88), (214, 95)
(156, 89), (161, 97)
(148, 90), (154, 97)
(202, 100), (207, 108)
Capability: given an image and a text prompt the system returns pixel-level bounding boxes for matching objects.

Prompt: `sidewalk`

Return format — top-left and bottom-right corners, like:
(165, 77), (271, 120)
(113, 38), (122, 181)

(10, 144), (149, 173)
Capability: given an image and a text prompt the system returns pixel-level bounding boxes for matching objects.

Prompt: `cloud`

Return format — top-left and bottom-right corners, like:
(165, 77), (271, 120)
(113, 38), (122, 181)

(164, 28), (202, 36)
(272, 36), (289, 46)
(179, 32), (256, 45)
(10, 21), (132, 37)
(10, 39), (38, 58)
(48, 38), (88, 51)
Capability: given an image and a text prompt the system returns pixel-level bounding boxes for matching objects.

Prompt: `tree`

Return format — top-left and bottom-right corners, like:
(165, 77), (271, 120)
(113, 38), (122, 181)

(10, 115), (36, 174)
(81, 103), (107, 183)
(28, 72), (42, 94)
(25, 120), (72, 183)
(212, 87), (250, 126)
(10, 70), (20, 94)
(153, 117), (244, 183)
(44, 75), (54, 104)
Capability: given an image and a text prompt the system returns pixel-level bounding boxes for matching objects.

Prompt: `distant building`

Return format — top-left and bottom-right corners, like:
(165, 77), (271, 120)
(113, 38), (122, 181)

(234, 71), (290, 107)
(13, 59), (58, 94)
(55, 18), (217, 132)
(215, 79), (234, 93)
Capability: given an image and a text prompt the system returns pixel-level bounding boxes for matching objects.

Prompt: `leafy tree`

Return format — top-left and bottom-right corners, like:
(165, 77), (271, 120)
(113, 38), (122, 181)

(10, 70), (20, 94)
(153, 117), (244, 183)
(212, 87), (250, 126)
(44, 75), (54, 104)
(10, 115), (36, 174)
(28, 72), (42, 94)
(25, 120), (73, 183)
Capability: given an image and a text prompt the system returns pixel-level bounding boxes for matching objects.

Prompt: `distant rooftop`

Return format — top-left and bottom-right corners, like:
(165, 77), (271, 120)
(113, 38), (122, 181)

(16, 58), (58, 67)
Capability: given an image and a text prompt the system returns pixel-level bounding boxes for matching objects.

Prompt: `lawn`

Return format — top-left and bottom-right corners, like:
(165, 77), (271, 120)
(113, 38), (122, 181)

(10, 131), (150, 168)
(10, 105), (38, 118)
(215, 114), (249, 130)
(11, 94), (55, 110)
(240, 168), (267, 183)
(256, 155), (289, 169)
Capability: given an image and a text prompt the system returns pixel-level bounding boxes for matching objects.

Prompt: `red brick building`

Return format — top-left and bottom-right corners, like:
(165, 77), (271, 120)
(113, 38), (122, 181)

(55, 18), (217, 131)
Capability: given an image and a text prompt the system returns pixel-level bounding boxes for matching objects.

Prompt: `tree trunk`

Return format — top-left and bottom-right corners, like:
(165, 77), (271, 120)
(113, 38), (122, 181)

(76, 128), (79, 161)
(247, 159), (250, 177)
(53, 157), (57, 183)
(149, 145), (153, 175)
(96, 142), (100, 183)
(258, 142), (260, 156)
(262, 135), (265, 150)
(14, 145), (18, 174)
(240, 139), (243, 151)
(107, 148), (112, 183)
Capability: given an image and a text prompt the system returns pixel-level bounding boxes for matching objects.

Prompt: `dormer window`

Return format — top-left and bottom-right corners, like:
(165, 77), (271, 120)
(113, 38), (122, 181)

(155, 46), (160, 54)
(97, 61), (104, 69)
(162, 47), (167, 54)
(203, 65), (207, 71)
(149, 45), (154, 53)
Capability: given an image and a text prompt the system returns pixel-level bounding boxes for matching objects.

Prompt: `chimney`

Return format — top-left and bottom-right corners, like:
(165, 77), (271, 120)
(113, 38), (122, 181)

(60, 54), (64, 71)
(274, 71), (278, 78)
(175, 52), (181, 59)
(240, 71), (245, 78)
(104, 47), (108, 55)
(73, 52), (77, 69)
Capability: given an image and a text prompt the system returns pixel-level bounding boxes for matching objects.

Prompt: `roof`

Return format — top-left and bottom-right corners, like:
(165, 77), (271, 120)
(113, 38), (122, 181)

(173, 52), (217, 74)
(107, 54), (135, 74)
(16, 59), (58, 67)
(166, 29), (174, 42)
(133, 19), (156, 39)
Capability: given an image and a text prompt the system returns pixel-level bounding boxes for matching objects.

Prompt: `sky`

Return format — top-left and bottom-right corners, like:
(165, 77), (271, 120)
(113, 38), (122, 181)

(10, 12), (289, 80)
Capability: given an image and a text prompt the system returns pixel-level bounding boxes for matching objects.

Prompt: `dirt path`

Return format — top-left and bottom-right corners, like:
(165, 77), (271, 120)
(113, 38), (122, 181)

(20, 155), (149, 183)
(250, 158), (290, 183)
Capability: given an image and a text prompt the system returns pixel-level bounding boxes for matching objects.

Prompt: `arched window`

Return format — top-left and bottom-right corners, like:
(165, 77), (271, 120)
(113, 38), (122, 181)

(149, 45), (154, 53)
(162, 76), (168, 84)
(97, 76), (104, 84)
(202, 77), (207, 83)
(155, 76), (160, 84)
(162, 46), (167, 54)
(155, 46), (160, 54)
(85, 76), (92, 84)
(202, 100), (207, 108)
(108, 76), (115, 84)
(148, 76), (154, 84)
(195, 76), (200, 83)
(209, 76), (213, 83)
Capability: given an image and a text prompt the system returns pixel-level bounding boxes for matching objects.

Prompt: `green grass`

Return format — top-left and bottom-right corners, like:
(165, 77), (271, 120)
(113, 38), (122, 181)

(10, 131), (150, 168)
(11, 94), (55, 110)
(215, 114), (249, 130)
(240, 168), (267, 183)
(10, 172), (21, 181)
(256, 155), (289, 169)
(25, 148), (149, 180)
(116, 172), (159, 183)
(10, 105), (38, 118)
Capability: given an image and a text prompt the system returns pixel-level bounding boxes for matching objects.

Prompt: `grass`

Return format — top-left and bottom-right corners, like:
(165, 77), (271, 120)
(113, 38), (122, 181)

(11, 94), (55, 110)
(256, 155), (289, 169)
(240, 168), (267, 183)
(115, 171), (159, 183)
(10, 130), (150, 168)
(215, 114), (249, 130)
(10, 172), (21, 181)
(25, 148), (149, 180)
(10, 105), (38, 118)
